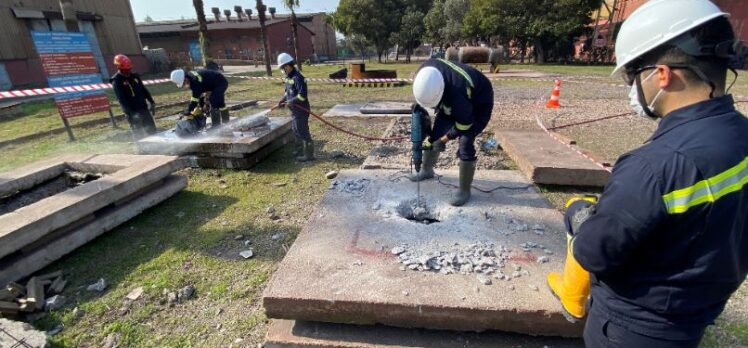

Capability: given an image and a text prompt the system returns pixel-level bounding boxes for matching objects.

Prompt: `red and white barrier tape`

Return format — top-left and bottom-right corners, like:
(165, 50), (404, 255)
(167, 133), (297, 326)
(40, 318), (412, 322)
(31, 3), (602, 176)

(0, 78), (172, 100)
(535, 114), (613, 173)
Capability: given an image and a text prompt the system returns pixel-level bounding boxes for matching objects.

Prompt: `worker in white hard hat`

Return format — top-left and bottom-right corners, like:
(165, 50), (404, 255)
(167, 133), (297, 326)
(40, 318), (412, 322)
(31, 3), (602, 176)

(410, 58), (494, 206)
(546, 1), (747, 347)
(277, 53), (314, 162)
(170, 66), (229, 136)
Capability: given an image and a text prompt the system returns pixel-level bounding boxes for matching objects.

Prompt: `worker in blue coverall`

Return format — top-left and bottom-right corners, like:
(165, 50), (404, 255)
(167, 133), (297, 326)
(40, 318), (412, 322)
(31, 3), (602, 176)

(410, 58), (494, 206)
(169, 68), (229, 136)
(277, 53), (314, 162)
(547, 1), (748, 347)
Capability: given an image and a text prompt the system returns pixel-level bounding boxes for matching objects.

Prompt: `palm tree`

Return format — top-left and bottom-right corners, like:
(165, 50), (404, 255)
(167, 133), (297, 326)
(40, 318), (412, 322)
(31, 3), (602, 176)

(192, 0), (210, 66)
(282, 0), (302, 71)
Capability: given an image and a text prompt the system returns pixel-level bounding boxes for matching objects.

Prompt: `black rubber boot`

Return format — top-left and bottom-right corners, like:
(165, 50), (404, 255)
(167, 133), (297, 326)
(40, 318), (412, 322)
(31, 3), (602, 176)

(297, 140), (315, 162)
(450, 160), (476, 206)
(220, 108), (230, 123)
(408, 149), (439, 182)
(209, 109), (221, 128)
(292, 138), (302, 156)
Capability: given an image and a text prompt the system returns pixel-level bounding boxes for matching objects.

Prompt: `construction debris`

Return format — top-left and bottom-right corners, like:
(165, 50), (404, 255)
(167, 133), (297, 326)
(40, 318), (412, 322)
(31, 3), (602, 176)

(0, 272), (66, 317)
(391, 242), (511, 276)
(86, 278), (107, 292)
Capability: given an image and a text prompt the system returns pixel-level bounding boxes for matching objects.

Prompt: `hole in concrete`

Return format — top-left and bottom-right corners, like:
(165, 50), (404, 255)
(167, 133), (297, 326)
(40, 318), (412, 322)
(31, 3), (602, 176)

(396, 199), (441, 225)
(0, 170), (103, 216)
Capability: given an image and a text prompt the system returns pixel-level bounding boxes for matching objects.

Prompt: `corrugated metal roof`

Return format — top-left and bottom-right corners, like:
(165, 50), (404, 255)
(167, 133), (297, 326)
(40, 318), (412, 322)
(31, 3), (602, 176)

(136, 17), (289, 34)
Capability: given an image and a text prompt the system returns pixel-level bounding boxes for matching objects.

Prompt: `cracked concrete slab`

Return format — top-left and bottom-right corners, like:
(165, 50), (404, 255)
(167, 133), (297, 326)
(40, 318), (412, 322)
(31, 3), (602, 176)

(263, 169), (583, 337)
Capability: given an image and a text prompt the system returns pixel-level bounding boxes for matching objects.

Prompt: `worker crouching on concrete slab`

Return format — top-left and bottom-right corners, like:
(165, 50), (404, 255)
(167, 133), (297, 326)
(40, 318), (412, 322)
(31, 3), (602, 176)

(548, 1), (748, 347)
(277, 53), (314, 162)
(111, 54), (157, 139)
(410, 58), (494, 206)
(170, 67), (229, 136)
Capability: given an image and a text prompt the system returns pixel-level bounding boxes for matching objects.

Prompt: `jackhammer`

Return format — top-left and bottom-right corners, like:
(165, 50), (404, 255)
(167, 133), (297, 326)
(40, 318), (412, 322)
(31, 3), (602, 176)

(411, 104), (431, 203)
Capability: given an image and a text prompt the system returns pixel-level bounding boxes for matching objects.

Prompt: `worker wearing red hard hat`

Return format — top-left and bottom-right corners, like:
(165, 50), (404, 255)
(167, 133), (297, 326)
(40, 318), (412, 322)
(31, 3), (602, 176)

(111, 54), (157, 139)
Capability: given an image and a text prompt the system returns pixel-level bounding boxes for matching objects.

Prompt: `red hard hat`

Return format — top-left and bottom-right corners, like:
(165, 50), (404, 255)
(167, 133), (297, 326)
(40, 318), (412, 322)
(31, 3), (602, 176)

(113, 54), (132, 70)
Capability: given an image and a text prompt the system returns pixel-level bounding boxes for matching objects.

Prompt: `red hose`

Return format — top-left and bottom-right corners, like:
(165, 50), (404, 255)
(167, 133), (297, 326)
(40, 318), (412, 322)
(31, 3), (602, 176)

(288, 103), (409, 142)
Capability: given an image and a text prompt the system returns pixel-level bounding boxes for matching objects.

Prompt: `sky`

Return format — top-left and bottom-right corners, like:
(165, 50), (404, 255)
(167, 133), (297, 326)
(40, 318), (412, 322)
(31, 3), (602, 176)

(130, 0), (340, 22)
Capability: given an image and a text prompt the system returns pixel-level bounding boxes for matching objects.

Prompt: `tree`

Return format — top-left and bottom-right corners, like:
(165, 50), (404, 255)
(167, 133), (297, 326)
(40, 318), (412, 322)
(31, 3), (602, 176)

(464, 0), (597, 63)
(282, 0), (303, 71)
(144, 15), (154, 23)
(391, 9), (425, 63)
(424, 0), (468, 47)
(424, 0), (447, 47)
(192, 0), (210, 65)
(333, 0), (403, 62)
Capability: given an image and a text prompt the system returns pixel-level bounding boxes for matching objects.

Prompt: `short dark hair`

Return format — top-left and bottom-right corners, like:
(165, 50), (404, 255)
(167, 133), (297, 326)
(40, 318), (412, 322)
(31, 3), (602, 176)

(638, 17), (735, 91)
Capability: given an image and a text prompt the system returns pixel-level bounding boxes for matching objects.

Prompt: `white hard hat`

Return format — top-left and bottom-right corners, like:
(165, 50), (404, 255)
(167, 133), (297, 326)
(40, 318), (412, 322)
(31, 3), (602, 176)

(277, 53), (294, 68)
(413, 66), (444, 108)
(170, 69), (186, 88)
(613, 0), (728, 75)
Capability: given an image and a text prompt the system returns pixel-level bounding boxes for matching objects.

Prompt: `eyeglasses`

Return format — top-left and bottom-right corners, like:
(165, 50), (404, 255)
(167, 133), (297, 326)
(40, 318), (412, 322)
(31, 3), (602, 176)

(622, 65), (657, 86)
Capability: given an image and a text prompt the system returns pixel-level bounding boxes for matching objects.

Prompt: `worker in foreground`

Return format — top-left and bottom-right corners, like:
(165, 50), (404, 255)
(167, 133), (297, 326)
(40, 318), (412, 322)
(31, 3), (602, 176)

(547, 1), (748, 347)
(111, 54), (157, 139)
(410, 58), (493, 206)
(277, 53), (314, 162)
(170, 67), (229, 136)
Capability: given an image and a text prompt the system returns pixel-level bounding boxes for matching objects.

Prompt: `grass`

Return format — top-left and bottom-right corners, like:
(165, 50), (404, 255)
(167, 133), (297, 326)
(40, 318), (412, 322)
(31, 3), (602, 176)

(2, 63), (746, 347)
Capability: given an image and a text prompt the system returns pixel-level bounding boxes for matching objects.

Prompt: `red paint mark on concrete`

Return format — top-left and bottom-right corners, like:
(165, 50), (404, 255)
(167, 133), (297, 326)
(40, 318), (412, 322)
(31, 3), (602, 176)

(507, 252), (536, 263)
(347, 229), (392, 258)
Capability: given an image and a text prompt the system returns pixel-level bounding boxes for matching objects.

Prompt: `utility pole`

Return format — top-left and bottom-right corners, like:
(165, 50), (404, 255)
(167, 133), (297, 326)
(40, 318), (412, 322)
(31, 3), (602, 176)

(256, 0), (273, 76)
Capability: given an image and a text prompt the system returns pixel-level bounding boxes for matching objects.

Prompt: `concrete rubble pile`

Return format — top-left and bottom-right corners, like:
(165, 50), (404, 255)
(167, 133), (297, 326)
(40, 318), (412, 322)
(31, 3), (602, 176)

(0, 271), (66, 317)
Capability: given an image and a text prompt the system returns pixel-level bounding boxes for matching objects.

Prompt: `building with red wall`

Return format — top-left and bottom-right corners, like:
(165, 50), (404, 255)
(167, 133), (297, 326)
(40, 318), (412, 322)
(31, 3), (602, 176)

(137, 16), (316, 67)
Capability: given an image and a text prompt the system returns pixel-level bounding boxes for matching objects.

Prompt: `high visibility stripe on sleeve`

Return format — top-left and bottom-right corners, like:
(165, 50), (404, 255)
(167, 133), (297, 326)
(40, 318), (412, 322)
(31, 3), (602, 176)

(189, 71), (202, 82)
(455, 122), (472, 131)
(437, 58), (474, 88)
(662, 156), (748, 214)
(190, 97), (200, 102)
(296, 94), (306, 101)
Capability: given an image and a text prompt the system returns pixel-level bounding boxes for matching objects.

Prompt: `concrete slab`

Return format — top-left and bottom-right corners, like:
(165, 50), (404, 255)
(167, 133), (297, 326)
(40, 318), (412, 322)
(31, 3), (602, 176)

(0, 154), (186, 284)
(263, 169), (583, 337)
(0, 318), (48, 348)
(0, 154), (184, 260)
(136, 115), (292, 169)
(496, 129), (610, 187)
(0, 175), (187, 285)
(360, 102), (412, 115)
(265, 320), (584, 348)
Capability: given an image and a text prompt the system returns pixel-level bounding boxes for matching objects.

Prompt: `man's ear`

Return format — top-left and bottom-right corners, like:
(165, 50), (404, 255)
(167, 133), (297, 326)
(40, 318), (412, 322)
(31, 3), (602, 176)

(656, 65), (673, 89)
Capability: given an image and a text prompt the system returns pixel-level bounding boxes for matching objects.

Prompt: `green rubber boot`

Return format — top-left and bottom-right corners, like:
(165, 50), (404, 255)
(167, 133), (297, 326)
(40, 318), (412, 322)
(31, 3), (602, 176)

(408, 149), (439, 182)
(297, 140), (315, 162)
(292, 138), (302, 156)
(450, 160), (476, 206)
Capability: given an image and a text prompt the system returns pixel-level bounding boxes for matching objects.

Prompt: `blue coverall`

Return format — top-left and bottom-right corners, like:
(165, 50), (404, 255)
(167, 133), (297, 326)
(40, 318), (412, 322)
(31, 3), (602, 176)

(185, 69), (228, 114)
(418, 58), (494, 161)
(280, 68), (312, 142)
(568, 95), (748, 347)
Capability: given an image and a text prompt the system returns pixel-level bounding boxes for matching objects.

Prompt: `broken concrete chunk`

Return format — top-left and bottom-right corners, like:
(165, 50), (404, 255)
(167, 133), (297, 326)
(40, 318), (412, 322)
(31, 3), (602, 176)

(45, 295), (65, 311)
(536, 256), (550, 264)
(178, 285), (196, 302)
(86, 278), (107, 292)
(125, 287), (144, 301)
(240, 250), (255, 259)
(477, 275), (492, 286)
(325, 171), (339, 180)
(390, 246), (406, 255)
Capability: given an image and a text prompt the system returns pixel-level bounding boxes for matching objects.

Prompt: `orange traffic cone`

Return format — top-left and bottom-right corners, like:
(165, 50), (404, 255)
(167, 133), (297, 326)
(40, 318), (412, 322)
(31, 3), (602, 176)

(546, 80), (561, 108)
